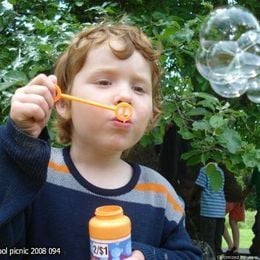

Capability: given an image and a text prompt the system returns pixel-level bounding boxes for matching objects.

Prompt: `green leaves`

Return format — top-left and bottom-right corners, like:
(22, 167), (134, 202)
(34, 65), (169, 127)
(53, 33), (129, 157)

(217, 129), (242, 154)
(192, 120), (210, 131)
(0, 0), (259, 178)
(166, 85), (257, 173)
(205, 163), (224, 192)
(0, 71), (28, 91)
(209, 115), (225, 128)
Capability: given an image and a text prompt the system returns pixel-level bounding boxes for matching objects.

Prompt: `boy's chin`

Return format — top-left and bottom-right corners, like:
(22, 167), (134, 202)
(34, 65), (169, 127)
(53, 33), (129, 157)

(108, 140), (138, 154)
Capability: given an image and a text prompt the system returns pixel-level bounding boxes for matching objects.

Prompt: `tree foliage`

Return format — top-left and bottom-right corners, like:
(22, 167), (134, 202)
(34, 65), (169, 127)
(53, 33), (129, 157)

(0, 0), (259, 177)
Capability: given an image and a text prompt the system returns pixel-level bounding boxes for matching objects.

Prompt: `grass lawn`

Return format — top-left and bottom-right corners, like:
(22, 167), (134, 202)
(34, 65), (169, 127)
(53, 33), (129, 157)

(222, 228), (253, 248)
(222, 210), (256, 249)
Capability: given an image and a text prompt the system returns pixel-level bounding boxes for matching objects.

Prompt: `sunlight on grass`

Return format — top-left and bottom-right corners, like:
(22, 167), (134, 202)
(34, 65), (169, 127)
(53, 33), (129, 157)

(222, 228), (253, 248)
(222, 210), (256, 249)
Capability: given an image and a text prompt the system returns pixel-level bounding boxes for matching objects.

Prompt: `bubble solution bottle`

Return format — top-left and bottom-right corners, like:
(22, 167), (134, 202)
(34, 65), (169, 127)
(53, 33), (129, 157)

(89, 205), (132, 260)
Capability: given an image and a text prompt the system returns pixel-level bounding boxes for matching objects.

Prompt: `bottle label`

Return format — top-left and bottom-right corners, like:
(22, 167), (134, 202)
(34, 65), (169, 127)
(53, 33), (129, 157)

(90, 235), (131, 259)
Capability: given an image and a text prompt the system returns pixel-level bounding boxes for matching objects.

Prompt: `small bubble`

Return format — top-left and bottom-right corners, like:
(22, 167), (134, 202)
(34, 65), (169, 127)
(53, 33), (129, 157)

(246, 76), (260, 103)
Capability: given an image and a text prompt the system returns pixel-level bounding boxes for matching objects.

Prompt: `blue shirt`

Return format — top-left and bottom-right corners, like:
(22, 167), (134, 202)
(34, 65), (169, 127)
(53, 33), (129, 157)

(195, 166), (226, 218)
(0, 119), (202, 259)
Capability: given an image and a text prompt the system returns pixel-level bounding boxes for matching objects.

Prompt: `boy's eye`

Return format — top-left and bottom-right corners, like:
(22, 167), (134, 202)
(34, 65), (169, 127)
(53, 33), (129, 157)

(97, 80), (112, 86)
(132, 85), (145, 94)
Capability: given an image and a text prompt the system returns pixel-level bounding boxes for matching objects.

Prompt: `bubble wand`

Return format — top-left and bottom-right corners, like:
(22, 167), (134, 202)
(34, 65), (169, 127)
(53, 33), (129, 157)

(54, 85), (133, 122)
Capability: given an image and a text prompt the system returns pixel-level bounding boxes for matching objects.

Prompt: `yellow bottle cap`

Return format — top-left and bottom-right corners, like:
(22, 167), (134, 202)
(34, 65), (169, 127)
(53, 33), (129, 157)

(89, 205), (131, 240)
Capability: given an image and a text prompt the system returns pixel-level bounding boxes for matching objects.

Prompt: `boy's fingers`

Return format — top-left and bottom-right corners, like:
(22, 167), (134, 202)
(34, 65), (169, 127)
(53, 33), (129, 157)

(14, 93), (51, 117)
(10, 74), (57, 137)
(11, 101), (46, 122)
(12, 85), (54, 109)
(21, 85), (55, 109)
(27, 74), (56, 97)
(48, 74), (57, 84)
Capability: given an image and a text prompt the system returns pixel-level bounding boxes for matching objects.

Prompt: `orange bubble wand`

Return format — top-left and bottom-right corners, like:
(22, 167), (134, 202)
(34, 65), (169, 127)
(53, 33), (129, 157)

(53, 85), (133, 122)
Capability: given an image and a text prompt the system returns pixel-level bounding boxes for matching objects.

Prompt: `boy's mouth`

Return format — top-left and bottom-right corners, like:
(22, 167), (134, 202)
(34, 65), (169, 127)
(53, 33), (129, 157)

(111, 117), (132, 128)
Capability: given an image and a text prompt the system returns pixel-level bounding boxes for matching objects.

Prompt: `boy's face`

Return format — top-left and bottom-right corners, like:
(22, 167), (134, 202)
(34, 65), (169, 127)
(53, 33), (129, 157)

(58, 41), (153, 153)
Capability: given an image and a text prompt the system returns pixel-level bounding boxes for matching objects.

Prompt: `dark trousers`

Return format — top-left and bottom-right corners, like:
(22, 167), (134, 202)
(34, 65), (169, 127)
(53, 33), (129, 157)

(199, 216), (225, 257)
(250, 210), (260, 256)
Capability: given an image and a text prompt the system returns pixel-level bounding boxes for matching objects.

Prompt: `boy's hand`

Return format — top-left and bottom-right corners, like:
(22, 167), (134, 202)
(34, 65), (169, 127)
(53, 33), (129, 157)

(126, 250), (145, 260)
(10, 74), (57, 138)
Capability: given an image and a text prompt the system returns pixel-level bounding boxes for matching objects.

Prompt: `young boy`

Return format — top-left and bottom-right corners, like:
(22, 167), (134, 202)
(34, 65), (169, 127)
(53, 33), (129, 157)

(0, 24), (201, 259)
(192, 163), (226, 258)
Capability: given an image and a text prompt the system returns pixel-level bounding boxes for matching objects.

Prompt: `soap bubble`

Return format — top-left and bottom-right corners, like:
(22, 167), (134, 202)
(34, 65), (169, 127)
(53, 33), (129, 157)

(207, 41), (238, 74)
(207, 41), (241, 83)
(238, 30), (260, 51)
(195, 43), (240, 85)
(196, 48), (215, 81)
(209, 78), (249, 98)
(195, 48), (211, 79)
(237, 30), (260, 78)
(196, 6), (260, 100)
(247, 76), (260, 103)
(199, 7), (259, 51)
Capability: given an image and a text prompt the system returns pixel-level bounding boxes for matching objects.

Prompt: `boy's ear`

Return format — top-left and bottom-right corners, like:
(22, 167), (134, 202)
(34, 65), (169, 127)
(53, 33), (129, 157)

(55, 100), (71, 120)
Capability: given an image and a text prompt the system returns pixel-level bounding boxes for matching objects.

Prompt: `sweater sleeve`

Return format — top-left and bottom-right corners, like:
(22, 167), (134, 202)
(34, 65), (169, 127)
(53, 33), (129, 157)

(132, 217), (202, 259)
(131, 166), (202, 259)
(0, 119), (50, 247)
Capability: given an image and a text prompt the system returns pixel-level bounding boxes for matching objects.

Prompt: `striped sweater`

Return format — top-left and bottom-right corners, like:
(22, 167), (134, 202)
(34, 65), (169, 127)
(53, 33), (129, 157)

(195, 166), (226, 218)
(0, 119), (202, 259)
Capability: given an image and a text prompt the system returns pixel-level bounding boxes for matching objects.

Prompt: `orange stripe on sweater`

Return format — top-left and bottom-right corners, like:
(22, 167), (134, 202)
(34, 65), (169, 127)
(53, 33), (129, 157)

(48, 161), (69, 174)
(135, 183), (184, 213)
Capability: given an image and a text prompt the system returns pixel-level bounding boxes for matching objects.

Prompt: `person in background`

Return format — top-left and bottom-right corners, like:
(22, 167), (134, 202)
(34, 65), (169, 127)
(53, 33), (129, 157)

(243, 167), (260, 257)
(191, 162), (226, 258)
(222, 168), (245, 256)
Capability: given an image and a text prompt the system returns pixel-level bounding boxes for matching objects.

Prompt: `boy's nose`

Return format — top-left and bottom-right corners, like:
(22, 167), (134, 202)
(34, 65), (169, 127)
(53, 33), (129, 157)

(113, 86), (132, 105)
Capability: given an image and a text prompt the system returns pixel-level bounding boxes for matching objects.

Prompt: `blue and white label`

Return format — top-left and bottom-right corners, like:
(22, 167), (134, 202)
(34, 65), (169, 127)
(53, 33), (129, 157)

(90, 235), (131, 260)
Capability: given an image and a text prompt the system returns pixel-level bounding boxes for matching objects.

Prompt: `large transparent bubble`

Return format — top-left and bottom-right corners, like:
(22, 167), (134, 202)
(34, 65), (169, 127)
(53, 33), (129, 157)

(196, 6), (260, 100)
(200, 7), (259, 51)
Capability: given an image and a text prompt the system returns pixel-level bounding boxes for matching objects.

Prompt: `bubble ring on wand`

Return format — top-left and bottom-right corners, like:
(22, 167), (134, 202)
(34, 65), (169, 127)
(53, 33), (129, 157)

(53, 85), (133, 122)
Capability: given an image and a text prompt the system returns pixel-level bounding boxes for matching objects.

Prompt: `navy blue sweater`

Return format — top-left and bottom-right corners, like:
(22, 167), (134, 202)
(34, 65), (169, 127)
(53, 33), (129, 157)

(0, 120), (202, 259)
